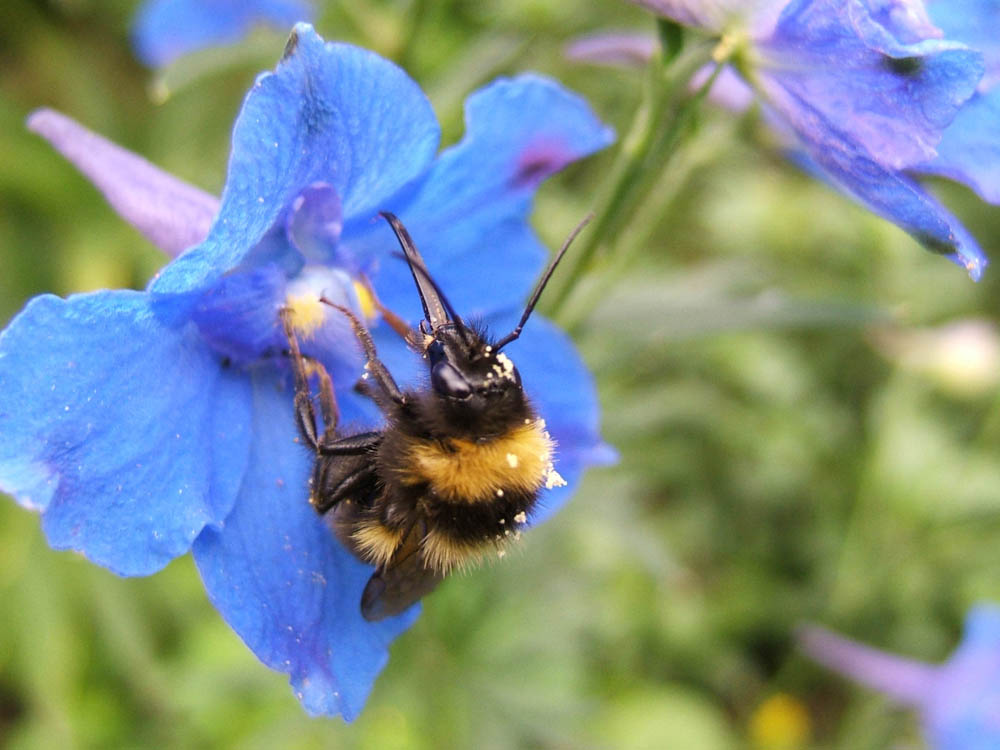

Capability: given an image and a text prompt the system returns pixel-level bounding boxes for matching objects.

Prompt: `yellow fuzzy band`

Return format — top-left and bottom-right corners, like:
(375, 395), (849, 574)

(398, 420), (555, 502)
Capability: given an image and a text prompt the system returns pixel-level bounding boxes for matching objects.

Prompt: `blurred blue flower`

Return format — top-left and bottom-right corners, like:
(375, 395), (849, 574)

(3, 24), (614, 718)
(628, 0), (989, 279)
(800, 605), (1000, 750)
(915, 1), (1000, 203)
(133, 0), (313, 67)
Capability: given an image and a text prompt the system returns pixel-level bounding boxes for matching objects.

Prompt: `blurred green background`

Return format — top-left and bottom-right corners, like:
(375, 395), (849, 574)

(5, 1), (1000, 748)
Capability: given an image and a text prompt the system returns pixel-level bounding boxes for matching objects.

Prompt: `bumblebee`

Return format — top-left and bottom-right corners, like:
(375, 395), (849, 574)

(282, 212), (588, 621)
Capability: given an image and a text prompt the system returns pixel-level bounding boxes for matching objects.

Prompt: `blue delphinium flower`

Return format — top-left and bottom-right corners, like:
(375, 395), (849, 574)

(133, 0), (313, 67)
(2, 24), (615, 718)
(800, 605), (1000, 750)
(915, 1), (1000, 204)
(626, 0), (989, 279)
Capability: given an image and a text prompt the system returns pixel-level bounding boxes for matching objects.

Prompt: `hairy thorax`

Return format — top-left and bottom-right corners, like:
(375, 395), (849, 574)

(397, 419), (558, 502)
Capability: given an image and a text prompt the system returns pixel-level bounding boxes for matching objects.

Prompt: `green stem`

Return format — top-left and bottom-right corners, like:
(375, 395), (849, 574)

(546, 43), (721, 315)
(560, 116), (739, 333)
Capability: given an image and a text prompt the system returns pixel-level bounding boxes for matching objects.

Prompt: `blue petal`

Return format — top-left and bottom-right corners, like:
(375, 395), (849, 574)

(759, 87), (988, 279)
(764, 0), (983, 169)
(929, 0), (1000, 89)
(956, 604), (1000, 653)
(344, 74), (614, 323)
(359, 218), (552, 326)
(192, 374), (416, 719)
(190, 264), (287, 364)
(286, 183), (344, 266)
(132, 0), (312, 67)
(927, 605), (1000, 750)
(0, 291), (252, 575)
(852, 0), (944, 49)
(152, 24), (441, 295)
(920, 89), (1000, 204)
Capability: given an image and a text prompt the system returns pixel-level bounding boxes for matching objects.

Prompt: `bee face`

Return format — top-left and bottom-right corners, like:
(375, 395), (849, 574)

(423, 326), (530, 441)
(427, 328), (522, 401)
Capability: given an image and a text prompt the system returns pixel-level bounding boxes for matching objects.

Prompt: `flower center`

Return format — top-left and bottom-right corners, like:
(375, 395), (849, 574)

(282, 266), (378, 341)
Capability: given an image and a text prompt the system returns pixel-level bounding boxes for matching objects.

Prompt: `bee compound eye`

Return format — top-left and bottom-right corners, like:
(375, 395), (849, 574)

(427, 339), (445, 366)
(431, 361), (472, 399)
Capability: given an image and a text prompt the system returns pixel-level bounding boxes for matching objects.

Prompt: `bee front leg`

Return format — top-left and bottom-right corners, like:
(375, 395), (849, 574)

(357, 275), (422, 350)
(321, 298), (405, 405)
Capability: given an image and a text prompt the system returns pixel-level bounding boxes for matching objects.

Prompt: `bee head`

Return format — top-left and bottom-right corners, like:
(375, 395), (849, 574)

(379, 209), (590, 435)
(427, 327), (522, 401)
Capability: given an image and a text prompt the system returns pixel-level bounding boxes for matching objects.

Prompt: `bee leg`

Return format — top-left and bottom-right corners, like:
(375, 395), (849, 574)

(312, 358), (339, 445)
(321, 298), (404, 405)
(353, 374), (401, 414)
(354, 376), (377, 403)
(312, 457), (378, 514)
(280, 310), (323, 451)
(357, 274), (421, 349)
(317, 431), (381, 456)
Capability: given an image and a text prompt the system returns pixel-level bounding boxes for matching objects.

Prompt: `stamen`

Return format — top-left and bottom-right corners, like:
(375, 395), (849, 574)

(352, 280), (377, 321)
(284, 293), (327, 337)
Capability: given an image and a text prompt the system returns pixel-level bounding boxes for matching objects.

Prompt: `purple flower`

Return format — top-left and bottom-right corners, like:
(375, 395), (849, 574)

(2, 24), (614, 718)
(627, 0), (989, 279)
(800, 605), (1000, 750)
(132, 0), (313, 67)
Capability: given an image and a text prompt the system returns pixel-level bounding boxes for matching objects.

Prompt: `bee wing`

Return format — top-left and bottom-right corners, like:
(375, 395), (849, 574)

(360, 520), (444, 622)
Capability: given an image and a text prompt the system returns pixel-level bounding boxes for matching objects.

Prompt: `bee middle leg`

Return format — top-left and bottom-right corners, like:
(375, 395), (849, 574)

(312, 453), (380, 514)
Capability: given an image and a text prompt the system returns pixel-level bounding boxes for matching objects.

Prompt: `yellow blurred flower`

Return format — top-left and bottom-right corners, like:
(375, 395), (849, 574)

(749, 693), (811, 750)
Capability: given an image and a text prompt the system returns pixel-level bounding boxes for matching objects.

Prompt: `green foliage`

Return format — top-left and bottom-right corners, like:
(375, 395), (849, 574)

(4, 0), (1000, 747)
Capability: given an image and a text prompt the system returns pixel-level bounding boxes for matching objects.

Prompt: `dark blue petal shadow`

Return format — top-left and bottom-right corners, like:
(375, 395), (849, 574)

(0, 291), (252, 575)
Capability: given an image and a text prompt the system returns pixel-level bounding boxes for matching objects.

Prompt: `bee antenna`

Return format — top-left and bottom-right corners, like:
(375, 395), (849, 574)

(379, 212), (475, 348)
(389, 250), (477, 347)
(494, 211), (594, 351)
